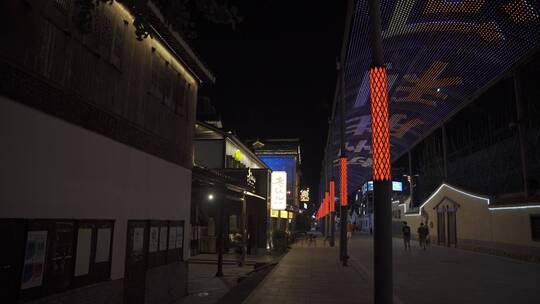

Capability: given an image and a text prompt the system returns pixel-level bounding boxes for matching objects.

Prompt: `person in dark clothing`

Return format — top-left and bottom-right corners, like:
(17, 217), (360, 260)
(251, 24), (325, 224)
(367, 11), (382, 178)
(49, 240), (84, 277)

(402, 221), (411, 250)
(417, 223), (429, 250)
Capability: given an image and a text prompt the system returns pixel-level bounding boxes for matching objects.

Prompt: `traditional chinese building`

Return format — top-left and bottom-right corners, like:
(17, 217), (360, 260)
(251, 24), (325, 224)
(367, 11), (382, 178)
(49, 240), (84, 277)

(249, 139), (302, 233)
(192, 122), (271, 256)
(0, 1), (213, 303)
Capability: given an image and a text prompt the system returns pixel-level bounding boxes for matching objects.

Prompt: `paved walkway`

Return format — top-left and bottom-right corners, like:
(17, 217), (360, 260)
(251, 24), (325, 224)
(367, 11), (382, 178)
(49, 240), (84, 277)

(245, 235), (540, 304)
(350, 235), (540, 304)
(175, 263), (254, 304)
(244, 244), (372, 304)
(176, 253), (280, 304)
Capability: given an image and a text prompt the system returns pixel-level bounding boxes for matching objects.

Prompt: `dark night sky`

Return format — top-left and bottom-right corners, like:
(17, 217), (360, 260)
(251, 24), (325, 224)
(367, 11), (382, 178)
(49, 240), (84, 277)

(192, 0), (347, 197)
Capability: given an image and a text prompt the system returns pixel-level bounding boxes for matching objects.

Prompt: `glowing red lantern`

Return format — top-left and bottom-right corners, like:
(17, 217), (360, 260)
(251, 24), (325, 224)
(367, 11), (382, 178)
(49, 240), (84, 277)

(340, 157), (348, 206)
(369, 66), (391, 181)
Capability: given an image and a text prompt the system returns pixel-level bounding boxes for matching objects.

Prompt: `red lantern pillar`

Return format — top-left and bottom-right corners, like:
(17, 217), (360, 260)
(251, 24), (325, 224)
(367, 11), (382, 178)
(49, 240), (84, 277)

(329, 181), (336, 247)
(368, 0), (393, 303)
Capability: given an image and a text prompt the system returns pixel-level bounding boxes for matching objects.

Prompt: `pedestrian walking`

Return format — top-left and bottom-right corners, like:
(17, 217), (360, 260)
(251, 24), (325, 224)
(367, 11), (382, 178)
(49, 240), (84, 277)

(417, 223), (428, 250)
(347, 222), (353, 241)
(402, 221), (411, 250)
(425, 224), (431, 247)
(233, 233), (244, 266)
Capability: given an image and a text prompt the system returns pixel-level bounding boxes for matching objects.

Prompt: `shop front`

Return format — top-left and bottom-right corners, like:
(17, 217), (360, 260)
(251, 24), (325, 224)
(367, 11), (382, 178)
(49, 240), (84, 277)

(191, 167), (270, 256)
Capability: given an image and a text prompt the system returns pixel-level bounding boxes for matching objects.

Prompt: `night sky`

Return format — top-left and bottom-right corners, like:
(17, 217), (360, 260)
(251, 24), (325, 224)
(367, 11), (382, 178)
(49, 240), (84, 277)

(193, 0), (347, 198)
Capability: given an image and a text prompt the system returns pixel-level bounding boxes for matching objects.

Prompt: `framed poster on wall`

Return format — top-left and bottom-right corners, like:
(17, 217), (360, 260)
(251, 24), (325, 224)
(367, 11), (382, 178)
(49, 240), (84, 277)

(21, 231), (48, 290)
(149, 226), (159, 253)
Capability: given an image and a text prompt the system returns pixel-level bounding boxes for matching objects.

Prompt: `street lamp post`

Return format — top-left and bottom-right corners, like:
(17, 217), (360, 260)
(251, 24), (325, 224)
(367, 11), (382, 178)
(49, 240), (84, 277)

(241, 195), (247, 266)
(339, 63), (348, 266)
(330, 180), (336, 247)
(215, 192), (225, 277)
(368, 0), (393, 303)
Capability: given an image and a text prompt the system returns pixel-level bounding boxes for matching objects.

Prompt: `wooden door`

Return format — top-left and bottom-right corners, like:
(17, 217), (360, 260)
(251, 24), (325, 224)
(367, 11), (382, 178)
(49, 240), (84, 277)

(437, 210), (446, 245)
(447, 210), (457, 247)
(123, 221), (148, 304)
(45, 221), (75, 294)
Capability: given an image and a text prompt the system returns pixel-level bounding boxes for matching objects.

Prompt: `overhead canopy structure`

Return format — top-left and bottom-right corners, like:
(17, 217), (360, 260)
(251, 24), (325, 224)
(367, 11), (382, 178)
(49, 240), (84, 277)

(325, 0), (540, 199)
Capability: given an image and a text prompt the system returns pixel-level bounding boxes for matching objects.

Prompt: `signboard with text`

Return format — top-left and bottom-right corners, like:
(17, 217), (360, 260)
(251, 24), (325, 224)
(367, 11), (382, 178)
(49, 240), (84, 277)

(271, 171), (287, 210)
(300, 188), (310, 202)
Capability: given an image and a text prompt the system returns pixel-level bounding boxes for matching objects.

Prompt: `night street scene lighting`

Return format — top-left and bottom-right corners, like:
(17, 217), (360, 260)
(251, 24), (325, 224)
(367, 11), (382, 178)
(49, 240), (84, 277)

(1, 0), (540, 304)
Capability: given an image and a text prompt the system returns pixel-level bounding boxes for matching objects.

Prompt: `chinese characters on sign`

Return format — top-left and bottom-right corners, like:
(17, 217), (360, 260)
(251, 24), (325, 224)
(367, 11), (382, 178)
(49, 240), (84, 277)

(300, 188), (310, 202)
(271, 171), (287, 210)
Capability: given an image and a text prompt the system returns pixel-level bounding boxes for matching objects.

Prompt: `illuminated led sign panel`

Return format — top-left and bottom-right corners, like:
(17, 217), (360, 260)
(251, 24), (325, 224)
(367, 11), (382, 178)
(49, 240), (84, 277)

(259, 155), (296, 192)
(362, 180), (403, 193)
(392, 181), (403, 192)
(271, 171), (287, 210)
(300, 188), (310, 202)
(327, 0), (540, 195)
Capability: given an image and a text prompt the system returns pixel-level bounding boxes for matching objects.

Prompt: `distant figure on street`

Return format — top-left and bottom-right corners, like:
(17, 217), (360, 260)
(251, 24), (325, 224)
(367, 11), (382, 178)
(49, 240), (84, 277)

(308, 234), (316, 247)
(417, 223), (429, 250)
(402, 221), (411, 250)
(425, 224), (431, 247)
(233, 233), (244, 266)
(347, 222), (353, 241)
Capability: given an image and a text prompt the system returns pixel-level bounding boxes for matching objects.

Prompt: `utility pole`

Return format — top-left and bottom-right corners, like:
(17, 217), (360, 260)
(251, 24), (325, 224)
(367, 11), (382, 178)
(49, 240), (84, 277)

(339, 72), (348, 266)
(338, 0), (354, 266)
(408, 151), (413, 209)
(241, 195), (247, 266)
(324, 150), (329, 239)
(514, 70), (528, 198)
(216, 193), (225, 277)
(368, 0), (393, 303)
(442, 124), (448, 181)
(329, 121), (336, 247)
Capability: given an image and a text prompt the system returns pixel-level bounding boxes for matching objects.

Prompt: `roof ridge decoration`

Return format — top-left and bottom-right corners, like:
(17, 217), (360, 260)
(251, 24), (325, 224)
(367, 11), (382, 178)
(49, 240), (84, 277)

(146, 0), (216, 83)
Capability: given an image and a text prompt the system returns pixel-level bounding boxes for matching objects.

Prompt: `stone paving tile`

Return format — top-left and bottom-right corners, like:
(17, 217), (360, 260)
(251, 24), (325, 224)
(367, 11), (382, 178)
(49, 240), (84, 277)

(349, 234), (540, 304)
(174, 263), (254, 304)
(245, 234), (540, 304)
(244, 245), (373, 304)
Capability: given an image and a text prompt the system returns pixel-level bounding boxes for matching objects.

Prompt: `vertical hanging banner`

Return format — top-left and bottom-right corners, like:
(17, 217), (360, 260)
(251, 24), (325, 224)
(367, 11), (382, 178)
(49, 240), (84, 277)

(329, 181), (335, 212)
(271, 171), (287, 210)
(340, 157), (348, 206)
(369, 66), (391, 181)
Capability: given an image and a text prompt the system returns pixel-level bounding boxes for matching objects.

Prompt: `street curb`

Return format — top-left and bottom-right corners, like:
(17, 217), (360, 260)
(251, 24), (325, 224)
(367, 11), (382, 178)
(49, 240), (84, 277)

(240, 251), (288, 304)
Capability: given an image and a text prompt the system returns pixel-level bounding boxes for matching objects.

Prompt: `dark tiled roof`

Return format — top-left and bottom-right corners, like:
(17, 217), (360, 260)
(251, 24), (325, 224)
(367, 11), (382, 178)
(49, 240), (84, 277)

(126, 1), (215, 84)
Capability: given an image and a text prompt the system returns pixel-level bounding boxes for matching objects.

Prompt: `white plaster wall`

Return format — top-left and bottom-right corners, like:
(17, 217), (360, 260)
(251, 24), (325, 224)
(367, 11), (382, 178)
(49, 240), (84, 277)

(491, 210), (540, 247)
(0, 97), (192, 279)
(406, 184), (540, 248)
(405, 185), (492, 242)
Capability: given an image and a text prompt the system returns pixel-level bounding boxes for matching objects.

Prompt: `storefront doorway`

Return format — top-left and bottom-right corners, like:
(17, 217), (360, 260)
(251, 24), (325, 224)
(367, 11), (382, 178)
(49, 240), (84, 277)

(435, 199), (459, 247)
(123, 221), (148, 304)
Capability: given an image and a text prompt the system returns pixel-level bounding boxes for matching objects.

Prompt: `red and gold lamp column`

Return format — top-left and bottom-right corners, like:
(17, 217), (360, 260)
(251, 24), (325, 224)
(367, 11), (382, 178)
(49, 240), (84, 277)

(368, 0), (393, 303)
(329, 180), (336, 247)
(339, 155), (348, 264)
(325, 191), (330, 237)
